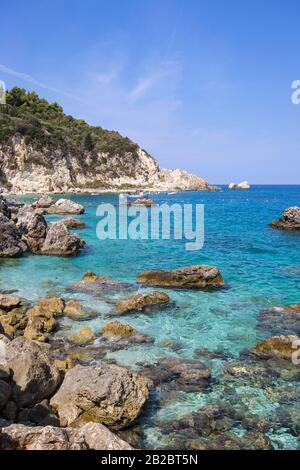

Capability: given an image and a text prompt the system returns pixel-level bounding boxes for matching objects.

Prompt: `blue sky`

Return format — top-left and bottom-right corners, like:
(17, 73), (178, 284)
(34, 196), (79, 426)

(1, 0), (300, 183)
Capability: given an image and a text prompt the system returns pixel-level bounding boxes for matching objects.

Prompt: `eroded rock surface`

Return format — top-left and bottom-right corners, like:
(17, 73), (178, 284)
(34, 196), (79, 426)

(50, 363), (148, 429)
(137, 265), (224, 289)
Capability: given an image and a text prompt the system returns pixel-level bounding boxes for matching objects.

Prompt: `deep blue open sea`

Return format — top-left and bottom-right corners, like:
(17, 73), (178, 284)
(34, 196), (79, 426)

(1, 185), (299, 449)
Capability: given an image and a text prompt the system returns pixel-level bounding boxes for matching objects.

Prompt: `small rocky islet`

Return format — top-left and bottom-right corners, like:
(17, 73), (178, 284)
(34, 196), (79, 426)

(1, 196), (300, 450)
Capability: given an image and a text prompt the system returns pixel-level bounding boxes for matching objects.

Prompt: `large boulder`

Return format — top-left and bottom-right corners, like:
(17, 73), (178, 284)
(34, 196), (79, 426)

(270, 207), (300, 231)
(112, 291), (170, 315)
(5, 337), (61, 407)
(47, 199), (84, 215)
(41, 221), (85, 256)
(50, 363), (148, 429)
(0, 422), (133, 450)
(0, 213), (27, 257)
(16, 209), (47, 253)
(137, 265), (224, 289)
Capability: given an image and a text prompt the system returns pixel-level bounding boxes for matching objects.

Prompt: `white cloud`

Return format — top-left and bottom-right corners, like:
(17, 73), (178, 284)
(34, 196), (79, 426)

(0, 63), (82, 101)
(128, 60), (180, 100)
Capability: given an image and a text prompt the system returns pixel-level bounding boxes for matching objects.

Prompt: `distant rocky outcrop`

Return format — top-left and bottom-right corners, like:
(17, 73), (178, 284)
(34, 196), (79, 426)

(228, 181), (250, 190)
(270, 207), (300, 231)
(0, 88), (217, 193)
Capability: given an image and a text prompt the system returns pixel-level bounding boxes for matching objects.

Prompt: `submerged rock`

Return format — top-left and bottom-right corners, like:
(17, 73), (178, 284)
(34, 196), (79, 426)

(41, 221), (85, 256)
(60, 217), (86, 229)
(257, 303), (300, 336)
(64, 300), (97, 320)
(68, 326), (96, 345)
(270, 207), (300, 231)
(100, 321), (154, 347)
(0, 213), (27, 257)
(5, 337), (61, 407)
(140, 357), (211, 392)
(137, 265), (224, 289)
(0, 422), (133, 450)
(67, 272), (135, 298)
(47, 199), (84, 215)
(50, 363), (148, 429)
(112, 291), (170, 315)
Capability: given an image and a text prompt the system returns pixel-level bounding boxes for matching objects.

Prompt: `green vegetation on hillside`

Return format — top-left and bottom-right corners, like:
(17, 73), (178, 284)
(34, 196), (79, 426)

(0, 87), (139, 158)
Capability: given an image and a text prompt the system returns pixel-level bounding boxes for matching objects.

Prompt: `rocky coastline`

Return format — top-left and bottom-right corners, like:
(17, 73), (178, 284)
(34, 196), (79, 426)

(1, 193), (300, 451)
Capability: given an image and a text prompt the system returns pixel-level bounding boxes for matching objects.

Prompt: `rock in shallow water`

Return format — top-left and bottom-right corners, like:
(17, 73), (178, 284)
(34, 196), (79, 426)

(257, 303), (300, 336)
(68, 326), (96, 345)
(112, 291), (170, 315)
(59, 217), (86, 229)
(100, 320), (154, 348)
(270, 207), (300, 231)
(41, 221), (85, 256)
(64, 300), (97, 320)
(46, 198), (84, 215)
(253, 335), (300, 361)
(50, 363), (148, 429)
(137, 265), (224, 289)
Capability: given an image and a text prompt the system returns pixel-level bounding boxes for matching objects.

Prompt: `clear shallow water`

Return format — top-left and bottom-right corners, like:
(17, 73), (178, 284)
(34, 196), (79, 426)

(1, 185), (300, 449)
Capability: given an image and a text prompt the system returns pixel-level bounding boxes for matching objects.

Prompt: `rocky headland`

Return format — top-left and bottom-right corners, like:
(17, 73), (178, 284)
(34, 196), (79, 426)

(0, 88), (218, 194)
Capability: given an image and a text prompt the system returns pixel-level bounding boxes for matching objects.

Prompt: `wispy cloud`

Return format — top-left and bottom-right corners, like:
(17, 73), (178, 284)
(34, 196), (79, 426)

(0, 63), (82, 101)
(129, 60), (180, 100)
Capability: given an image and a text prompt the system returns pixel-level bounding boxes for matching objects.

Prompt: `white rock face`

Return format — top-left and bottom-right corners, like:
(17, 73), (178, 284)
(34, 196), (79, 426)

(156, 168), (214, 191)
(0, 136), (217, 193)
(228, 181), (250, 190)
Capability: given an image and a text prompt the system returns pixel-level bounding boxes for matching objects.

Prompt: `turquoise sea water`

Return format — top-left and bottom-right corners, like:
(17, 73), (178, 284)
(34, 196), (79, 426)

(1, 185), (300, 449)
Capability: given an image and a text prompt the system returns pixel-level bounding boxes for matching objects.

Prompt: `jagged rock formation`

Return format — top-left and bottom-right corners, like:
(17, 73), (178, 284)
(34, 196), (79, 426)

(270, 207), (300, 231)
(0, 88), (217, 193)
(0, 198), (85, 258)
